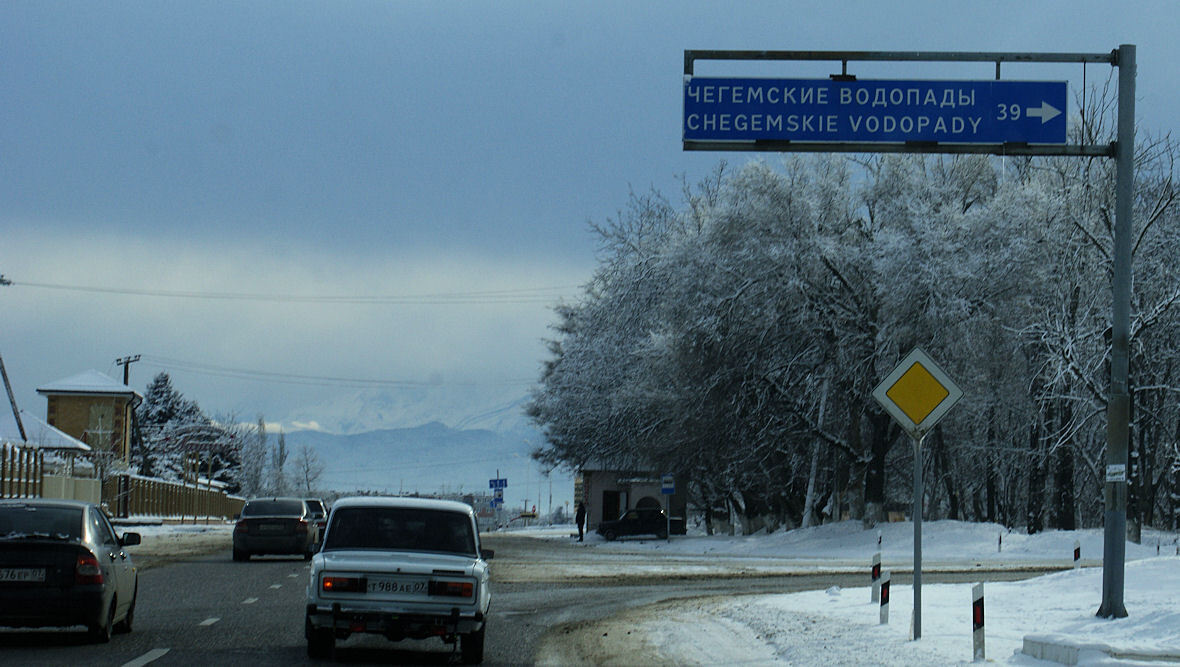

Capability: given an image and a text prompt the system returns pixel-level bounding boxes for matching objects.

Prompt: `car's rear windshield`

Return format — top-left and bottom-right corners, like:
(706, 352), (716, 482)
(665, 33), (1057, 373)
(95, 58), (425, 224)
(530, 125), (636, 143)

(323, 507), (476, 556)
(242, 499), (304, 516)
(305, 500), (325, 516)
(0, 505), (83, 541)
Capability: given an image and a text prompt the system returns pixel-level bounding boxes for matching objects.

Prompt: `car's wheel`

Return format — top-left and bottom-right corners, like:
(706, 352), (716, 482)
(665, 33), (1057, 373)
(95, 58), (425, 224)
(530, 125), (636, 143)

(114, 585), (136, 634)
(233, 548), (248, 562)
(603, 529), (617, 541)
(460, 624), (485, 664)
(88, 599), (115, 643)
(306, 614), (334, 659)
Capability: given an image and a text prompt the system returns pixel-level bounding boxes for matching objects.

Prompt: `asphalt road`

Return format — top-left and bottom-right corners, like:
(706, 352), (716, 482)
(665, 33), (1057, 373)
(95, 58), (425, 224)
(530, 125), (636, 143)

(0, 533), (1059, 666)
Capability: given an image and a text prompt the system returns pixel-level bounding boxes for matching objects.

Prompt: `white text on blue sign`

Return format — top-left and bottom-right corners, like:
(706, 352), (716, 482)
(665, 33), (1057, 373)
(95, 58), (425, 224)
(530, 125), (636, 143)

(683, 78), (1067, 144)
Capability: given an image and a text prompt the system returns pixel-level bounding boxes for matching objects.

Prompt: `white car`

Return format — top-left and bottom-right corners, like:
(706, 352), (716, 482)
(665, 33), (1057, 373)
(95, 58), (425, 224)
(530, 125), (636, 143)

(304, 496), (493, 663)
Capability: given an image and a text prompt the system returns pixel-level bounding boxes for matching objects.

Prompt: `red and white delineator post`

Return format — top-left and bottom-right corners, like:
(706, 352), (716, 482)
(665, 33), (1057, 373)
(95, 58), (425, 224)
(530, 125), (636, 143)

(871, 552), (882, 603)
(879, 570), (891, 625)
(972, 582), (985, 661)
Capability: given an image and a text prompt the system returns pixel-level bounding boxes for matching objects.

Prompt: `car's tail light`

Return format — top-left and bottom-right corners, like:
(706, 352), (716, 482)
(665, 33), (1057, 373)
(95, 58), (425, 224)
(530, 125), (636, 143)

(297, 520), (308, 532)
(234, 521), (248, 533)
(322, 576), (366, 593)
(75, 554), (103, 585)
(428, 580), (473, 598)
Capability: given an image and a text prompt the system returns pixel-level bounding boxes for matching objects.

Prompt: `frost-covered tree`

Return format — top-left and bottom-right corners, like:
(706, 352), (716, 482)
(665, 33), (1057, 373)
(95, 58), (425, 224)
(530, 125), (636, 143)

(237, 416), (268, 497)
(270, 429), (289, 495)
(530, 128), (1180, 536)
(292, 444), (324, 495)
(135, 372), (208, 480)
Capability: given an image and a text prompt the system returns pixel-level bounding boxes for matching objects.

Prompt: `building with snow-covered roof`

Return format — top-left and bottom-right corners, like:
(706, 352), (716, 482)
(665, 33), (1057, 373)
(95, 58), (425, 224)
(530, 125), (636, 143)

(37, 369), (142, 463)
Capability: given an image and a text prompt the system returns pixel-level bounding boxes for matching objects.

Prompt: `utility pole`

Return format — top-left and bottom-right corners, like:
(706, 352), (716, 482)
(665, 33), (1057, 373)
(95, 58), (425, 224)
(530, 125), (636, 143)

(0, 352), (27, 441)
(116, 354), (142, 500)
(116, 355), (141, 386)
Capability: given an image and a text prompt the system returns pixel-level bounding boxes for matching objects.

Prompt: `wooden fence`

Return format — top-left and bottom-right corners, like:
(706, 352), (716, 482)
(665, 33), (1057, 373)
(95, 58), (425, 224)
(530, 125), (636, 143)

(103, 475), (245, 520)
(0, 443), (43, 498)
(1, 443), (244, 519)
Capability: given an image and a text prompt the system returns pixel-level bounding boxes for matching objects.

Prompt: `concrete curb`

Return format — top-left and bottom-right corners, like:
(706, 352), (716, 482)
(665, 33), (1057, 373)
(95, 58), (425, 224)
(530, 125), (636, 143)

(1023, 634), (1180, 665)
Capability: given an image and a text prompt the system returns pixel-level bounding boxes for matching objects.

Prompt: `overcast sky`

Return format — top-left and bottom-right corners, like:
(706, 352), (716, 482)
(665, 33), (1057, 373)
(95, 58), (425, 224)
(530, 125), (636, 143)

(2, 1), (1177, 427)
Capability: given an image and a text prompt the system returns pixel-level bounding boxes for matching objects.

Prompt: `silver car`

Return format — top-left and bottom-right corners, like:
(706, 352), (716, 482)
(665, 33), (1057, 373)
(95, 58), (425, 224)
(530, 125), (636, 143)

(0, 499), (141, 642)
(305, 496), (493, 663)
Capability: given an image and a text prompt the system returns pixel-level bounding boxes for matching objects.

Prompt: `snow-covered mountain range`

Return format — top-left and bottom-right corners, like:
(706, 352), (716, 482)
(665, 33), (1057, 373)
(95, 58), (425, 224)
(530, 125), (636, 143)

(278, 388), (570, 511)
(282, 386), (535, 436)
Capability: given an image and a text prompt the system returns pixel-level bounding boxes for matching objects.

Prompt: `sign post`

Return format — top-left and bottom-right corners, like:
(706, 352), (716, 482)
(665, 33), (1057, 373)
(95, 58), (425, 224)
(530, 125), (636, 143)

(489, 474), (508, 525)
(871, 552), (882, 603)
(972, 582), (985, 661)
(661, 473), (675, 541)
(872, 347), (962, 640)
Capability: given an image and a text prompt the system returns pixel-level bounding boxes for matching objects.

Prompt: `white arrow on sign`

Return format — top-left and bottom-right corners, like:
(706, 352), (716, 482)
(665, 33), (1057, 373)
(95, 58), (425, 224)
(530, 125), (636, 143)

(1025, 101), (1061, 124)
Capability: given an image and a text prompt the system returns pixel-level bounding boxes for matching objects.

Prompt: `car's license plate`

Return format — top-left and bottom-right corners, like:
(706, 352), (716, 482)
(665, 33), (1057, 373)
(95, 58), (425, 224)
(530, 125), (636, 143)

(0, 568), (46, 583)
(259, 523), (286, 534)
(367, 577), (427, 595)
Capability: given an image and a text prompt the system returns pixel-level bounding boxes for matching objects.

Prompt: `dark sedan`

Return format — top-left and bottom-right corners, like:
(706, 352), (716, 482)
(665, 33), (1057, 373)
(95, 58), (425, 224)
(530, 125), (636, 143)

(596, 507), (684, 541)
(0, 499), (140, 642)
(233, 497), (317, 561)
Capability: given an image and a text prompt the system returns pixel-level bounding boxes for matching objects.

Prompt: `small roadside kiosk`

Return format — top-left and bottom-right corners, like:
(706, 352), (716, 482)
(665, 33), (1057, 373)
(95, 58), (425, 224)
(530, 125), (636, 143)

(574, 461), (687, 534)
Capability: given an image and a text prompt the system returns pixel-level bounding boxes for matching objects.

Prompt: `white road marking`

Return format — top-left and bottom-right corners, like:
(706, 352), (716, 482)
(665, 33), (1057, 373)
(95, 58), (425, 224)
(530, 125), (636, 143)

(288, 573), (300, 578)
(121, 648), (170, 667)
(242, 597), (259, 604)
(199, 617), (220, 626)
(269, 583), (282, 589)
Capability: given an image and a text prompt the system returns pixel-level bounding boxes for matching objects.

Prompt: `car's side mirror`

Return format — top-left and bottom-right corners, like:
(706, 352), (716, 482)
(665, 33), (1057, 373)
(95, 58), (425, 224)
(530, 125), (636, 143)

(121, 532), (142, 547)
(481, 548), (494, 560)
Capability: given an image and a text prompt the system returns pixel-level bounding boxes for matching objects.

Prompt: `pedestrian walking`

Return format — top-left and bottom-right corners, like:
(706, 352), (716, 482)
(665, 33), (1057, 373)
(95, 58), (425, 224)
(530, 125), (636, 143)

(576, 502), (587, 542)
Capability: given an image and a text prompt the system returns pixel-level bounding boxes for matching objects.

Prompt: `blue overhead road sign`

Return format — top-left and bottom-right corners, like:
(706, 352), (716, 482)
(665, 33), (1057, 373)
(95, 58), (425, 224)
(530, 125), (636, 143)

(684, 78), (1066, 145)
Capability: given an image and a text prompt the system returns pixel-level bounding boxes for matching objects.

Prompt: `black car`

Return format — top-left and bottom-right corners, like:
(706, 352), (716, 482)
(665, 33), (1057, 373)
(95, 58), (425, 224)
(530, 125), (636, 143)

(233, 497), (317, 561)
(596, 507), (683, 541)
(0, 499), (141, 642)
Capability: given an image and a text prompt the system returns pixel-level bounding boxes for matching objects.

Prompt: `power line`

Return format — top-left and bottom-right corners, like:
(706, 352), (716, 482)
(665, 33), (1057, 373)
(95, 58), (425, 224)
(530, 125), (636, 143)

(5, 279), (581, 305)
(139, 354), (535, 389)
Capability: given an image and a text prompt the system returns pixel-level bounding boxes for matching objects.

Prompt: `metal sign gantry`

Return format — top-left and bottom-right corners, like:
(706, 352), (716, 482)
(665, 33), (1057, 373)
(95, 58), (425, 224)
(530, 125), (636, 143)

(682, 47), (1136, 629)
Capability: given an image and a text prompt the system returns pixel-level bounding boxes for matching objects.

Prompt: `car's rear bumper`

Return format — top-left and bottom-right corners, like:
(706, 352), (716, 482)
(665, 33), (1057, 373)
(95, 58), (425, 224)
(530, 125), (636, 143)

(234, 534), (310, 555)
(0, 586), (106, 628)
(306, 602), (485, 639)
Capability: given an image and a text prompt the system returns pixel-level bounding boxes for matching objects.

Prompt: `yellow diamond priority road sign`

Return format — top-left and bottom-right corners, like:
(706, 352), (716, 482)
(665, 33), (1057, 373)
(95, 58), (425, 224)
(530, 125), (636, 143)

(872, 348), (962, 441)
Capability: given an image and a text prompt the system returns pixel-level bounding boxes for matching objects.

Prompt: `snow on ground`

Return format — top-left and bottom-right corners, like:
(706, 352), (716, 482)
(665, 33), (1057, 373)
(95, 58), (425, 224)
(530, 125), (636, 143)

(517, 520), (1180, 665)
(115, 519), (234, 563)
(117, 518), (1180, 663)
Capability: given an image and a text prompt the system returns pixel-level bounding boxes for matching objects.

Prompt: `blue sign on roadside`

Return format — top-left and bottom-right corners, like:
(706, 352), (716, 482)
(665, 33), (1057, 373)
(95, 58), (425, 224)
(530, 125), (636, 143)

(661, 474), (675, 495)
(488, 478), (507, 490)
(684, 78), (1066, 145)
